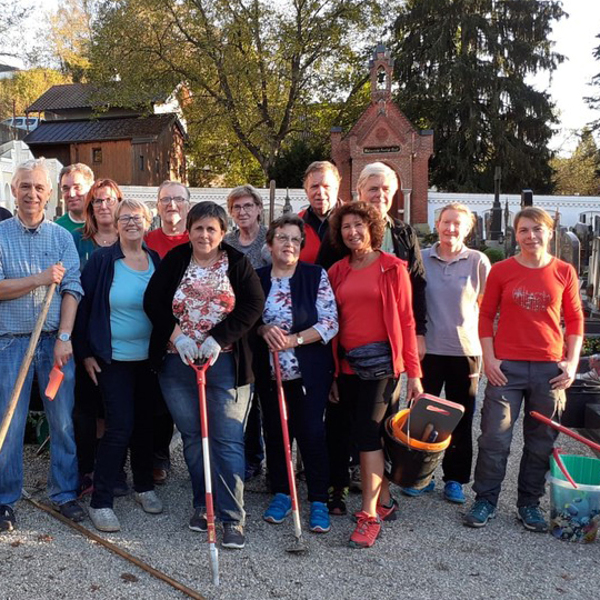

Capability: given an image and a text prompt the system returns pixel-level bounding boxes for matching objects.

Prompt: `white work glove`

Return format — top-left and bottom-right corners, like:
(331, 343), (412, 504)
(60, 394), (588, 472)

(198, 335), (221, 366)
(174, 333), (199, 365)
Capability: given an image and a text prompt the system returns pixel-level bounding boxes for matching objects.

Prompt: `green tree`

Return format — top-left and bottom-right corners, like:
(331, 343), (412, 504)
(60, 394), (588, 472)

(0, 68), (71, 119)
(392, 0), (564, 193)
(587, 34), (600, 133)
(551, 129), (600, 196)
(88, 0), (389, 184)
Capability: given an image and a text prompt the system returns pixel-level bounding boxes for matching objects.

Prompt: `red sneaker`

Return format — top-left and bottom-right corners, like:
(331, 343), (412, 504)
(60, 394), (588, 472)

(352, 497), (399, 522)
(349, 511), (381, 548)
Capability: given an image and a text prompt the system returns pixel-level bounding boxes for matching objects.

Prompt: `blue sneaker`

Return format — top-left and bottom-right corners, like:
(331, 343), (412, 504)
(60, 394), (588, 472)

(443, 481), (466, 504)
(263, 493), (292, 524)
(517, 505), (548, 533)
(309, 501), (331, 533)
(464, 499), (496, 528)
(399, 479), (435, 497)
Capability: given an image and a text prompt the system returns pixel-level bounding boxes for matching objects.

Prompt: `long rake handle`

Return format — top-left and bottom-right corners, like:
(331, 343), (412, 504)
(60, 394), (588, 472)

(0, 281), (57, 453)
(273, 352), (302, 540)
(530, 410), (600, 453)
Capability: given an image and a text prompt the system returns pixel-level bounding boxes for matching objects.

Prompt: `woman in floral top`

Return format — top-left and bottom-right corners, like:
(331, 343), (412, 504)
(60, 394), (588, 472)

(254, 214), (338, 535)
(144, 202), (264, 550)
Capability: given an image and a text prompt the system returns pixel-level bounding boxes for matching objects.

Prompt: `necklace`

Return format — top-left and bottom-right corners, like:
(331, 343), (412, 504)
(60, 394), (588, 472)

(94, 233), (117, 246)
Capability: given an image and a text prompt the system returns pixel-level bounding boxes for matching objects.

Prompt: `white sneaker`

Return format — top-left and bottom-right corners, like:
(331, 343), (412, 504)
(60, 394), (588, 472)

(88, 507), (120, 532)
(134, 490), (163, 514)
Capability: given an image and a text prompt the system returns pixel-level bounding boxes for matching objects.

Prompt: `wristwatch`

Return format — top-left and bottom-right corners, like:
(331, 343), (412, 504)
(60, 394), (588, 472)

(296, 334), (304, 346)
(58, 332), (71, 342)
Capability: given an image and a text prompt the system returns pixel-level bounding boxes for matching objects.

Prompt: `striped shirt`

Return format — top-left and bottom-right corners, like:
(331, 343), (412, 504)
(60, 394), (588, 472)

(0, 216), (83, 335)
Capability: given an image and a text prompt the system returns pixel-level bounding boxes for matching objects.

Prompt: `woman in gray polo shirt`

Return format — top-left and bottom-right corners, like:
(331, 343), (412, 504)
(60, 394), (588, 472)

(400, 202), (490, 504)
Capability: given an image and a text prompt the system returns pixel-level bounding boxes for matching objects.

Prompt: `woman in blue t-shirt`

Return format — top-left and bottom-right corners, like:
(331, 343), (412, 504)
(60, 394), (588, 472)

(73, 199), (161, 533)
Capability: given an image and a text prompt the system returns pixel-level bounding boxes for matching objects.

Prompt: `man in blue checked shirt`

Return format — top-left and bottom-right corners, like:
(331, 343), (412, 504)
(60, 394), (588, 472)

(0, 158), (85, 533)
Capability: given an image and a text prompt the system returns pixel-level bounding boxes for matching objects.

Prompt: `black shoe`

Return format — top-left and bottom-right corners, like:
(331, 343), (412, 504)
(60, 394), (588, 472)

(58, 500), (85, 522)
(0, 504), (15, 532)
(244, 462), (262, 481)
(222, 523), (245, 549)
(189, 508), (207, 532)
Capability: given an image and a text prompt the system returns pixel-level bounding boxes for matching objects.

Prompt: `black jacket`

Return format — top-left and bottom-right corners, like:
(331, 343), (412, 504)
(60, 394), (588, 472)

(143, 242), (265, 386)
(73, 242), (161, 363)
(316, 217), (428, 335)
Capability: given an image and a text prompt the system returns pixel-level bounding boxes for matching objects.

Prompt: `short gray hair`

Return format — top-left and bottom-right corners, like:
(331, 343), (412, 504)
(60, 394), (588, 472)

(356, 162), (398, 196)
(157, 180), (190, 201)
(12, 158), (53, 189)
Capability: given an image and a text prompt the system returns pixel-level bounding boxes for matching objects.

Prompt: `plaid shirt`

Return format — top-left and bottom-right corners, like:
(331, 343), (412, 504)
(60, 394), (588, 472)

(0, 216), (83, 335)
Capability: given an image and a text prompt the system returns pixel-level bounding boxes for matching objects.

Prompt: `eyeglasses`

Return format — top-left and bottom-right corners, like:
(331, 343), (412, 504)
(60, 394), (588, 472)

(92, 196), (118, 207)
(231, 203), (257, 214)
(274, 233), (302, 246)
(118, 214), (145, 224)
(159, 196), (187, 205)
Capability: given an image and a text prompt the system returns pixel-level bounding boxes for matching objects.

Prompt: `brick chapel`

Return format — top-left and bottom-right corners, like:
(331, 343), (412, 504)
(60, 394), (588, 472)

(330, 45), (433, 225)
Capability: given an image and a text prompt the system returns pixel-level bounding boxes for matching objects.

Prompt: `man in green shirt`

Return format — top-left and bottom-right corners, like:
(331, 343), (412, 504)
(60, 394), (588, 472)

(55, 163), (94, 233)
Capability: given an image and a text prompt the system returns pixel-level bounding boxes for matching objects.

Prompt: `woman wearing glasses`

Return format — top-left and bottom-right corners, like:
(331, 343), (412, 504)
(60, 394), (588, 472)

(71, 179), (122, 496)
(254, 214), (338, 534)
(224, 185), (270, 269)
(73, 199), (162, 532)
(224, 186), (270, 481)
(71, 179), (122, 269)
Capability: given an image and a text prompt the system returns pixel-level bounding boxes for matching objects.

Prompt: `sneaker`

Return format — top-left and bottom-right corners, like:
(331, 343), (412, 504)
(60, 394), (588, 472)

(222, 523), (245, 549)
(134, 490), (163, 514)
(464, 499), (496, 528)
(263, 493), (292, 524)
(244, 462), (263, 481)
(88, 507), (120, 532)
(57, 499), (86, 522)
(399, 479), (435, 497)
(0, 504), (15, 532)
(309, 501), (331, 533)
(517, 505), (548, 533)
(353, 497), (399, 522)
(349, 465), (362, 492)
(327, 486), (349, 516)
(348, 511), (381, 549)
(444, 481), (466, 504)
(189, 508), (207, 532)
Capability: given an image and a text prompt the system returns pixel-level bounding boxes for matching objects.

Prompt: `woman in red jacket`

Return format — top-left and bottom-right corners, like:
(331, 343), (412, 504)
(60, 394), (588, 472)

(328, 202), (422, 548)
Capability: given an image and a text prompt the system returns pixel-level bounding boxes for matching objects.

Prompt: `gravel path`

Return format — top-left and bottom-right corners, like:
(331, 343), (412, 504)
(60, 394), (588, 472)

(2, 379), (599, 600)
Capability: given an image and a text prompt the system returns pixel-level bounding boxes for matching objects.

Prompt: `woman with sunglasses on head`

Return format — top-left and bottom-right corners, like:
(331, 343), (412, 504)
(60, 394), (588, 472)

(73, 199), (162, 532)
(254, 214), (338, 534)
(71, 179), (122, 269)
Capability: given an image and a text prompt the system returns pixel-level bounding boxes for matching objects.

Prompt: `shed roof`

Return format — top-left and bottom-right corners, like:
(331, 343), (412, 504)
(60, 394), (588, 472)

(23, 114), (185, 145)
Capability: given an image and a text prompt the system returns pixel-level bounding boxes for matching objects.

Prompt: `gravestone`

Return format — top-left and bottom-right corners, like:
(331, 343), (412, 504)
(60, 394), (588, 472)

(560, 230), (581, 274)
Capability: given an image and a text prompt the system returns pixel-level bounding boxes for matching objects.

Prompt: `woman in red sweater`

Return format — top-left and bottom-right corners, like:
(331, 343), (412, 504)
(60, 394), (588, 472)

(328, 202), (422, 548)
(465, 207), (583, 532)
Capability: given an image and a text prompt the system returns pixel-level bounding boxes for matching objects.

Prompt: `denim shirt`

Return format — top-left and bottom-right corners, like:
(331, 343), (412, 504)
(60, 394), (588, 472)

(0, 216), (82, 335)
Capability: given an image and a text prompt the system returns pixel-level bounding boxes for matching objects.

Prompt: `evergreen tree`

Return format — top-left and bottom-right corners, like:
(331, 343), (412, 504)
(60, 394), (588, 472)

(392, 0), (564, 193)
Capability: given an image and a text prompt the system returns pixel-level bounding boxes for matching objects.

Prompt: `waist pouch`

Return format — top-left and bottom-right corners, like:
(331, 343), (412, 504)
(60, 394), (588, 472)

(345, 341), (394, 380)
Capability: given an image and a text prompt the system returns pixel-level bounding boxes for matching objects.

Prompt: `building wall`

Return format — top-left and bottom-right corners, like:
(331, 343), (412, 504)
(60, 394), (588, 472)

(70, 140), (132, 183)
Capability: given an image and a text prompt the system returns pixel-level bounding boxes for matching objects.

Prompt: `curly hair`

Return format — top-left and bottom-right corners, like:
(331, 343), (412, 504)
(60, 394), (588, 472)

(329, 202), (385, 254)
(265, 213), (306, 249)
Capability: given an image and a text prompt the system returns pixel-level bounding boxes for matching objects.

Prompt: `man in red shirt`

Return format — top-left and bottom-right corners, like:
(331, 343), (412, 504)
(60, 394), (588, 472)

(299, 162), (341, 263)
(145, 180), (190, 485)
(145, 181), (190, 258)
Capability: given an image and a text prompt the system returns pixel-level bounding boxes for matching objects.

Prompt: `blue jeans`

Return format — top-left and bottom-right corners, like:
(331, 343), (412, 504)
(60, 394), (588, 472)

(159, 353), (251, 524)
(0, 333), (78, 506)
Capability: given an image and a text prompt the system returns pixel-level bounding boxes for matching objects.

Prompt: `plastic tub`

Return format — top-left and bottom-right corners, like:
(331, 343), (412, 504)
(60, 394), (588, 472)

(383, 409), (450, 489)
(549, 454), (600, 543)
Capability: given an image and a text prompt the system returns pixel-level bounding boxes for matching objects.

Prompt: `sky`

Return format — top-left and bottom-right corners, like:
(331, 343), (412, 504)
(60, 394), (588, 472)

(532, 0), (600, 155)
(10, 0), (600, 157)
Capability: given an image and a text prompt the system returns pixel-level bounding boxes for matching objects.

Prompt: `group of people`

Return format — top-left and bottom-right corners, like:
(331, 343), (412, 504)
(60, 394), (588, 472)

(0, 156), (583, 551)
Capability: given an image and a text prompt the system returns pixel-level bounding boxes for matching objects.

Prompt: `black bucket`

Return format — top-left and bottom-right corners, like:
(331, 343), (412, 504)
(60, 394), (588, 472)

(383, 409), (450, 489)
